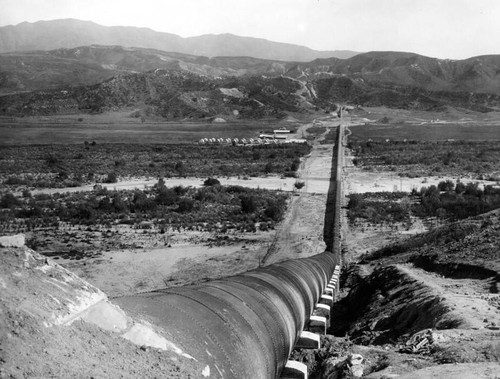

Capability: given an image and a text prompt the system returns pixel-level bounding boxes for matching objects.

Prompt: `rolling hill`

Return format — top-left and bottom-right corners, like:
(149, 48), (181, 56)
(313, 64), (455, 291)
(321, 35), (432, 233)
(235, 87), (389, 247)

(284, 51), (500, 93)
(0, 45), (292, 94)
(0, 69), (311, 120)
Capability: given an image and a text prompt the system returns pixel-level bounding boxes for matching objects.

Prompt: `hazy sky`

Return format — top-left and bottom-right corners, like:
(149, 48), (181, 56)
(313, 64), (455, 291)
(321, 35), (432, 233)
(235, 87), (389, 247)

(0, 0), (499, 59)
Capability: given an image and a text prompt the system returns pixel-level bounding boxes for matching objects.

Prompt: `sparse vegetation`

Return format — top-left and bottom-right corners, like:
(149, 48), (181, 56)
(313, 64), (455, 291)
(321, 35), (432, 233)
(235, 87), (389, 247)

(347, 192), (411, 225)
(0, 143), (311, 189)
(348, 139), (500, 178)
(348, 182), (500, 227)
(0, 183), (288, 237)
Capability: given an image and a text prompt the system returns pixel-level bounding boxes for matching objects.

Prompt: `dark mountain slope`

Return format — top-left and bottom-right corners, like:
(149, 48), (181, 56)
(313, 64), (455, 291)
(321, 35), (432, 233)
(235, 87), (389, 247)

(285, 51), (500, 94)
(312, 75), (500, 112)
(0, 69), (308, 119)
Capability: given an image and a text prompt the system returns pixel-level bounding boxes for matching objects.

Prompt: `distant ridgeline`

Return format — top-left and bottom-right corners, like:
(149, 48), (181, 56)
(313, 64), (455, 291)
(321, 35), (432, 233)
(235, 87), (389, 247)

(1, 21), (500, 118)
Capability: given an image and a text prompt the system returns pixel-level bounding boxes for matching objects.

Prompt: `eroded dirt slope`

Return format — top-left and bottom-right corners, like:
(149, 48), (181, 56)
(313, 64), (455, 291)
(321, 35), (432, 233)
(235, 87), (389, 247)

(0, 242), (204, 378)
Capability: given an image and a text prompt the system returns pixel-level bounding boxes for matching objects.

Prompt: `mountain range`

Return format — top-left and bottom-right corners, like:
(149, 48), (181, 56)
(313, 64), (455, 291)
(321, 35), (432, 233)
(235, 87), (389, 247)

(0, 19), (357, 62)
(1, 19), (500, 119)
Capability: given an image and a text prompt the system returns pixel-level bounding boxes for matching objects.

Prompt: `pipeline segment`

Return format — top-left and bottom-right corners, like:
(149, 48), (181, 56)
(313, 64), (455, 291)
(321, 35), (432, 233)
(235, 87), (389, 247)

(114, 122), (344, 378)
(114, 252), (338, 378)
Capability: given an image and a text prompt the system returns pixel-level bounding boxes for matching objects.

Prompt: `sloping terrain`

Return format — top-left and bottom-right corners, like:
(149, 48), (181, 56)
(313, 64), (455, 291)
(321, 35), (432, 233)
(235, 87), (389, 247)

(0, 45), (293, 94)
(0, 69), (310, 119)
(3, 48), (500, 117)
(286, 51), (500, 93)
(362, 208), (500, 274)
(0, 19), (356, 61)
(324, 209), (500, 378)
(283, 51), (500, 112)
(0, 239), (204, 378)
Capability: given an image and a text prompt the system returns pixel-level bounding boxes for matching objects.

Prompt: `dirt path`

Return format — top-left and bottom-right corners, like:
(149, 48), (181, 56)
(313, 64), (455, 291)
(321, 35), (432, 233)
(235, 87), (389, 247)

(263, 118), (338, 264)
(28, 175), (298, 196)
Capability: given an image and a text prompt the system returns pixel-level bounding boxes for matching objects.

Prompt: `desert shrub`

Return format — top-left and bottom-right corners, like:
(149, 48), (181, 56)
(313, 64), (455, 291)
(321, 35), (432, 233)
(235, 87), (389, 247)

(347, 192), (410, 225)
(294, 181), (305, 190)
(263, 162), (273, 174)
(438, 180), (455, 192)
(240, 195), (257, 213)
(156, 187), (178, 206)
(177, 198), (194, 213)
(264, 200), (282, 221)
(455, 182), (466, 194)
(0, 193), (21, 208)
(132, 191), (157, 212)
(104, 172), (118, 183)
(290, 158), (301, 171)
(111, 193), (128, 213)
(4, 176), (27, 185)
(204, 177), (221, 186)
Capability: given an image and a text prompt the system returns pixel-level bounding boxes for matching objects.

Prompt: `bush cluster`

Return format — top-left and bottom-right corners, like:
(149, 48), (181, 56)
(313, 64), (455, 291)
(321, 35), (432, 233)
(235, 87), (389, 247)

(0, 181), (288, 233)
(414, 182), (500, 220)
(347, 181), (500, 226)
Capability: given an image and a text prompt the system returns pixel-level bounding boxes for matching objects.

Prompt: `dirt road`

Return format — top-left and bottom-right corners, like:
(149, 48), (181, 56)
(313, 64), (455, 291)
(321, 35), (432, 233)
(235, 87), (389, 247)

(29, 175), (299, 196)
(263, 117), (339, 265)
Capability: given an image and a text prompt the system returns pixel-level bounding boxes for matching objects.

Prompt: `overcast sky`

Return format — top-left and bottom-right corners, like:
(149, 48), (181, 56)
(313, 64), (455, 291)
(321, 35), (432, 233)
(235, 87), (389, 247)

(0, 0), (499, 59)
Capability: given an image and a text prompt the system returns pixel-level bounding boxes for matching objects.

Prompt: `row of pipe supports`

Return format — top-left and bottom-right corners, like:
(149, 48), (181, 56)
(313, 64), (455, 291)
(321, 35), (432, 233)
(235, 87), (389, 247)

(281, 265), (341, 379)
(283, 118), (345, 378)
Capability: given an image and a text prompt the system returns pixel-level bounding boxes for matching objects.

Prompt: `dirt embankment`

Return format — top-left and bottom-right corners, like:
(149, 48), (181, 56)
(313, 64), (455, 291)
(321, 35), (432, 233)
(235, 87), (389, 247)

(0, 243), (205, 378)
(320, 205), (500, 378)
(295, 259), (499, 378)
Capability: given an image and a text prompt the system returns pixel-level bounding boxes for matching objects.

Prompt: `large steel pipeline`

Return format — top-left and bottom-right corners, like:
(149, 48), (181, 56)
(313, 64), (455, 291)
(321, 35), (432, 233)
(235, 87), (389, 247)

(114, 252), (337, 378)
(114, 123), (344, 378)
